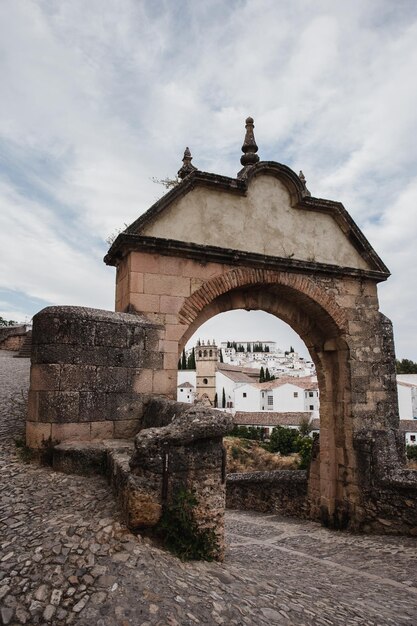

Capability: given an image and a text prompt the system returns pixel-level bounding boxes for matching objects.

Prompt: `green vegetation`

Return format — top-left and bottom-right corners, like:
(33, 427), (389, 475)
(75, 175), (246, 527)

(268, 425), (299, 455)
(228, 425), (315, 470)
(406, 445), (417, 461)
(230, 425), (265, 441)
(396, 359), (417, 374)
(156, 486), (219, 561)
(259, 366), (275, 383)
(178, 348), (196, 370)
(0, 316), (19, 326)
(224, 437), (299, 473)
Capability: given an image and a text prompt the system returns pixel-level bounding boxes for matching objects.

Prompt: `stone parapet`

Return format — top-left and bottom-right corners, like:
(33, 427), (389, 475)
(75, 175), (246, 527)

(26, 306), (164, 448)
(129, 397), (234, 560)
(226, 470), (309, 517)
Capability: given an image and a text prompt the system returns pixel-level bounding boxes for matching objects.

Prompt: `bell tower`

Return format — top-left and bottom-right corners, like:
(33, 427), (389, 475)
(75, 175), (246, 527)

(195, 340), (218, 405)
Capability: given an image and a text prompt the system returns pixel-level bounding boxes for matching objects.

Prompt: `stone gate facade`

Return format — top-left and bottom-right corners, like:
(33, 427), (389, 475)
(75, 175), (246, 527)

(26, 117), (417, 537)
(102, 118), (417, 531)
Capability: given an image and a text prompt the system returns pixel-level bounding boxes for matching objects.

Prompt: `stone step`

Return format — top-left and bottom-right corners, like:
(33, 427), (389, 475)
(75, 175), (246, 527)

(14, 330), (32, 358)
(53, 439), (134, 475)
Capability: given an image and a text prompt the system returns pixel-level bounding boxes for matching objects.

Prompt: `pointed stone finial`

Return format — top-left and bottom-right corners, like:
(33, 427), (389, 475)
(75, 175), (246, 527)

(299, 170), (311, 197)
(240, 117), (260, 167)
(178, 147), (198, 180)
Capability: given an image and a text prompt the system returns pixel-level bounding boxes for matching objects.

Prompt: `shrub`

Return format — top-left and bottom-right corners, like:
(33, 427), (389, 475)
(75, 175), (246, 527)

(406, 445), (417, 461)
(268, 426), (299, 455)
(297, 436), (313, 469)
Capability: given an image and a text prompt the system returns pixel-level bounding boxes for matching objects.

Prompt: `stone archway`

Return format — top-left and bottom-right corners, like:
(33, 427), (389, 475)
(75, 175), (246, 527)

(176, 268), (352, 527)
(103, 118), (417, 532)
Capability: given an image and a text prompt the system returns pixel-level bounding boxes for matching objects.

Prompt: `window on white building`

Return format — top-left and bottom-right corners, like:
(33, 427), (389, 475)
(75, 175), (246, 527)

(294, 392), (298, 398)
(267, 396), (273, 406)
(309, 391), (314, 397)
(243, 393), (247, 398)
(309, 405), (314, 410)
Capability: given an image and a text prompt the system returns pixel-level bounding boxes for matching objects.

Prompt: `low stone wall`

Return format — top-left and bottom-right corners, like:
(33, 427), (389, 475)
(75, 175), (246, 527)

(129, 397), (234, 560)
(27, 306), (165, 447)
(355, 429), (417, 534)
(226, 470), (309, 518)
(0, 325), (27, 351)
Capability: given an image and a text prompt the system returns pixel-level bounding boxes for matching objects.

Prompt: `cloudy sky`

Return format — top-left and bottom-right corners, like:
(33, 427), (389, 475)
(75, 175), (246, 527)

(1, 0), (417, 359)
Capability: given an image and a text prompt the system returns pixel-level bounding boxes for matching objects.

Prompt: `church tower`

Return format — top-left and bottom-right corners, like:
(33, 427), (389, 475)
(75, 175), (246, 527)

(195, 340), (218, 405)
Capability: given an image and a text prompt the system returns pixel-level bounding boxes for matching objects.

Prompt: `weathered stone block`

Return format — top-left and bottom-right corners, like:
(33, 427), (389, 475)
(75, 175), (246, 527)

(26, 421), (52, 448)
(114, 419), (141, 439)
(51, 423), (91, 442)
(79, 392), (112, 422)
(96, 367), (129, 393)
(38, 391), (79, 423)
(30, 364), (61, 391)
(94, 322), (130, 347)
(60, 364), (97, 391)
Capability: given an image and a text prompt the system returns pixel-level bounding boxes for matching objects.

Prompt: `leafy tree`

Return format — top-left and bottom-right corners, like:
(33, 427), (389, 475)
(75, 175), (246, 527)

(214, 393), (218, 408)
(0, 317), (18, 327)
(259, 366), (265, 383)
(187, 348), (196, 370)
(222, 388), (226, 409)
(230, 425), (261, 441)
(406, 445), (417, 460)
(178, 358), (181, 370)
(268, 426), (299, 455)
(181, 349), (187, 370)
(396, 359), (417, 374)
(219, 350), (224, 363)
(299, 416), (313, 437)
(247, 343), (251, 352)
(297, 436), (313, 469)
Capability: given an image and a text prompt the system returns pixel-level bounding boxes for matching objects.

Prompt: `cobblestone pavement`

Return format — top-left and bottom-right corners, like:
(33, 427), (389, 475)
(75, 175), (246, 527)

(1, 351), (417, 625)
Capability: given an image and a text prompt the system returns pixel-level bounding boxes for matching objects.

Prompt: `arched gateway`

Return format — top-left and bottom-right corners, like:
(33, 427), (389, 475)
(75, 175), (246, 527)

(103, 118), (415, 530)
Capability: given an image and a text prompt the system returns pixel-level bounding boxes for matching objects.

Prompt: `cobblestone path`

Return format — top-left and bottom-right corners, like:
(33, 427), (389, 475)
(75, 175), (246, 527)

(1, 351), (417, 625)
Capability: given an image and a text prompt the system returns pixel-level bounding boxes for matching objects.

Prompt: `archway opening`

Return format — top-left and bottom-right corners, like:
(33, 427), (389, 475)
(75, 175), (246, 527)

(176, 280), (353, 527)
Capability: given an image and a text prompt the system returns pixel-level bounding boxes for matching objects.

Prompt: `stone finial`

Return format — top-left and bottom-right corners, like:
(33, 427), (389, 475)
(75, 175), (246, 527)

(298, 170), (311, 197)
(178, 147), (198, 180)
(240, 117), (260, 167)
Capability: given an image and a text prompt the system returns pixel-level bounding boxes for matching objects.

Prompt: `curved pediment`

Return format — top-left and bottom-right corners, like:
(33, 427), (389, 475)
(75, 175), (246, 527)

(110, 162), (388, 277)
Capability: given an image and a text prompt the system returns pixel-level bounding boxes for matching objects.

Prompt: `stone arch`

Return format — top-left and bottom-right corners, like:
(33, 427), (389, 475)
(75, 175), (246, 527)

(177, 268), (353, 528)
(178, 267), (348, 348)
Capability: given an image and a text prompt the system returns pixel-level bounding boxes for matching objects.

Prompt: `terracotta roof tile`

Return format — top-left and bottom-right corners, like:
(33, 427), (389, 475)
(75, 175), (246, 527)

(234, 411), (312, 427)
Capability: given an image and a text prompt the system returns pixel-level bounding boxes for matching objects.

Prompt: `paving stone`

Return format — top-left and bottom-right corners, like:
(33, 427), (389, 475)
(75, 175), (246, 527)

(2, 351), (417, 625)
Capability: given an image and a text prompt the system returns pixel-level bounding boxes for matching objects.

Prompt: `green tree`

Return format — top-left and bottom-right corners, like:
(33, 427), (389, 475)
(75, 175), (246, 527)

(0, 317), (18, 327)
(269, 426), (299, 455)
(259, 366), (265, 383)
(297, 436), (313, 469)
(181, 349), (187, 370)
(222, 388), (226, 409)
(187, 348), (196, 370)
(396, 359), (417, 374)
(219, 350), (224, 363)
(299, 416), (312, 437)
(214, 392), (218, 408)
(265, 367), (271, 381)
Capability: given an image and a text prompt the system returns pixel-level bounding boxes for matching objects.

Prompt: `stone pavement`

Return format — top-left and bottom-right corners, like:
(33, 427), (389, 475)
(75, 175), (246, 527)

(1, 351), (417, 625)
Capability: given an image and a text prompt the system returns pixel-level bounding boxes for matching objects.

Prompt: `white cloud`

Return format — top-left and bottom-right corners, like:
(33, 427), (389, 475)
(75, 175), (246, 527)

(0, 0), (417, 357)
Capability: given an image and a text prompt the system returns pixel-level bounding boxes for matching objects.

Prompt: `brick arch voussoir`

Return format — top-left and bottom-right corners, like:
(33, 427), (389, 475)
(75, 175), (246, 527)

(178, 267), (347, 332)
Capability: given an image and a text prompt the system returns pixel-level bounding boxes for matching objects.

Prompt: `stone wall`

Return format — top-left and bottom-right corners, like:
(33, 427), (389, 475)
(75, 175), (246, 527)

(354, 429), (417, 534)
(0, 325), (27, 351)
(27, 306), (164, 447)
(129, 397), (233, 560)
(226, 470), (309, 518)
